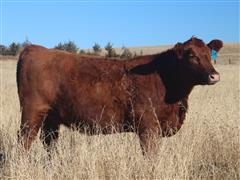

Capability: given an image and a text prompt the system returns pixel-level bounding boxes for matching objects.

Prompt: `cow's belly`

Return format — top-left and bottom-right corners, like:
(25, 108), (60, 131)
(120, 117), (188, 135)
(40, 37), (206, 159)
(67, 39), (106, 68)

(57, 101), (126, 135)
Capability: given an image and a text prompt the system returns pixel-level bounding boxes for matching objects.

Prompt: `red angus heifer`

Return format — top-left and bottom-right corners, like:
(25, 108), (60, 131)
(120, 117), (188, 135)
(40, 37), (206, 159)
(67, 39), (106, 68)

(17, 37), (223, 155)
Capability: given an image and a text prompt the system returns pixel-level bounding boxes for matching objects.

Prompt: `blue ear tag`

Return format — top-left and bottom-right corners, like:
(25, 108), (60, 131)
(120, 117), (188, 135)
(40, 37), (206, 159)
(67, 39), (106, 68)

(211, 49), (217, 60)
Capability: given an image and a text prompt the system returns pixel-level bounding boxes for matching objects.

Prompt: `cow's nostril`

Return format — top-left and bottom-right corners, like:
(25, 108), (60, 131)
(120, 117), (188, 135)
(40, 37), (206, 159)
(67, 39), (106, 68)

(210, 74), (215, 80)
(208, 73), (220, 84)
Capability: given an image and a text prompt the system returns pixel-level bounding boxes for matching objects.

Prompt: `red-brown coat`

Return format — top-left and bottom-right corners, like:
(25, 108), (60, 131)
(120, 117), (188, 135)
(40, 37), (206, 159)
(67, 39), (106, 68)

(17, 37), (223, 155)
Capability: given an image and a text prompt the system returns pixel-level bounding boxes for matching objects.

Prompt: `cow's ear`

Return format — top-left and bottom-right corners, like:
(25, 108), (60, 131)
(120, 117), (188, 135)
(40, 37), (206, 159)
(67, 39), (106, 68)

(173, 42), (185, 59)
(207, 39), (223, 52)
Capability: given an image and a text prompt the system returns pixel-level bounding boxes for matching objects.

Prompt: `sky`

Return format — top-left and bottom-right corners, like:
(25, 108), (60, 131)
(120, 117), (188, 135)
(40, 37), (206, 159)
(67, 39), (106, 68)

(1, 0), (239, 48)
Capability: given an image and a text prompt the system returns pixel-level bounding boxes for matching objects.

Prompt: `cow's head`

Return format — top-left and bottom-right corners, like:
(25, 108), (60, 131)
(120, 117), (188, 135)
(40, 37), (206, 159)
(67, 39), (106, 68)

(173, 37), (223, 85)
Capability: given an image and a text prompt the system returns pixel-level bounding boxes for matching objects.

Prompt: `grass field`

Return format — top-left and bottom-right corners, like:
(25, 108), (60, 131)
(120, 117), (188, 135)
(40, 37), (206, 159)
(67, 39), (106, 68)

(0, 54), (239, 179)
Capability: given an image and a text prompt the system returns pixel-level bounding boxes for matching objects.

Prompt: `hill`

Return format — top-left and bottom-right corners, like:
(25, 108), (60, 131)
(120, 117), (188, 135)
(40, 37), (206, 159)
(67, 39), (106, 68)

(114, 43), (240, 65)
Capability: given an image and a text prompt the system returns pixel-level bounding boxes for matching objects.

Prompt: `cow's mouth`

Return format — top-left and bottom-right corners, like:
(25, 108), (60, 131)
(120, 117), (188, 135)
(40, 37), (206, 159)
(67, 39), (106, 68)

(207, 73), (220, 85)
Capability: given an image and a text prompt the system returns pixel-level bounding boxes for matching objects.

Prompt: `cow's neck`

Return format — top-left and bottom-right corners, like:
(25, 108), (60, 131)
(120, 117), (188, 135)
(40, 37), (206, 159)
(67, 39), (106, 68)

(129, 49), (194, 104)
(153, 50), (194, 104)
(163, 75), (193, 104)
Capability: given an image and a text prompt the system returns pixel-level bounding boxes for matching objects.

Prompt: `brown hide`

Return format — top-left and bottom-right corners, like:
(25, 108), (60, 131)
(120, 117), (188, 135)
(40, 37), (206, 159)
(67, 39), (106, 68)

(17, 37), (222, 154)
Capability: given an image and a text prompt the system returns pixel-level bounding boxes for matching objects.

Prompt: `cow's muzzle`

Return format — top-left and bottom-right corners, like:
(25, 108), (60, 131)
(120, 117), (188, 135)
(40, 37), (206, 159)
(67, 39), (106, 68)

(208, 73), (220, 85)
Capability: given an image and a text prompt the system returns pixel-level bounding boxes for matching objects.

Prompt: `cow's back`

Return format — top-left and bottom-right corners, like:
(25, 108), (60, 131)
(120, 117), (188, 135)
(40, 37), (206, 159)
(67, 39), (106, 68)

(17, 45), (132, 133)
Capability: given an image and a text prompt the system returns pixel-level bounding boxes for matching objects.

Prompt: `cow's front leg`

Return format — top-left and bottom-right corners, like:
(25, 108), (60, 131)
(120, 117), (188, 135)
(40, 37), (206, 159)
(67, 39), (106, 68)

(138, 128), (160, 157)
(137, 111), (161, 156)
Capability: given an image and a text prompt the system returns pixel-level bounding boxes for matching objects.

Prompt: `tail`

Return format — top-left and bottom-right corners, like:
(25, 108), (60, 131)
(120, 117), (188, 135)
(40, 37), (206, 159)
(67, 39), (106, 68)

(16, 45), (34, 110)
(16, 52), (25, 110)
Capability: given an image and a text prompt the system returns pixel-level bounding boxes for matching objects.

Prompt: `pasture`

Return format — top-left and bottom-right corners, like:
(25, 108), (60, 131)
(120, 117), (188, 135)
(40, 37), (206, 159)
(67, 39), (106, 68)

(0, 48), (239, 179)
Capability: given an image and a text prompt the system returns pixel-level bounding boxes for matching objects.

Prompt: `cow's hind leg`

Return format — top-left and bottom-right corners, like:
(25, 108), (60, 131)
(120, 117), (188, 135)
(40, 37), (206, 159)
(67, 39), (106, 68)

(40, 111), (60, 151)
(18, 102), (50, 150)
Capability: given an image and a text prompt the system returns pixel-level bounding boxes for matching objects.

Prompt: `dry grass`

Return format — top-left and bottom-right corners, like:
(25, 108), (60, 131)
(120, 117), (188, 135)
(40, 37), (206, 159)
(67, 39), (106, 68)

(0, 60), (239, 180)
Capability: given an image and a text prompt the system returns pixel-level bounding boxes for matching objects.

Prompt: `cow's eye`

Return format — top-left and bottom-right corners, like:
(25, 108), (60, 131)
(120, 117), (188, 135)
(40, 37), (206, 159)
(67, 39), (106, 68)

(190, 56), (200, 64)
(189, 53), (195, 58)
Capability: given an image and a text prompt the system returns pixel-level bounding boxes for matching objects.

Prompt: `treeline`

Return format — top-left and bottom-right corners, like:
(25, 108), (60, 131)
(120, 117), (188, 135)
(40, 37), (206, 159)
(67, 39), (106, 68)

(0, 39), (31, 56)
(0, 40), (140, 59)
(54, 41), (138, 59)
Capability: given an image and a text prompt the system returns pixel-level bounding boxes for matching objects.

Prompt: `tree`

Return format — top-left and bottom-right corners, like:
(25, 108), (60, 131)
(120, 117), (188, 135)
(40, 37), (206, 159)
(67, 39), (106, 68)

(54, 42), (65, 51)
(105, 42), (118, 58)
(120, 46), (133, 59)
(64, 41), (78, 53)
(92, 43), (101, 55)
(79, 49), (86, 54)
(54, 41), (78, 53)
(0, 45), (7, 55)
(8, 42), (21, 56)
